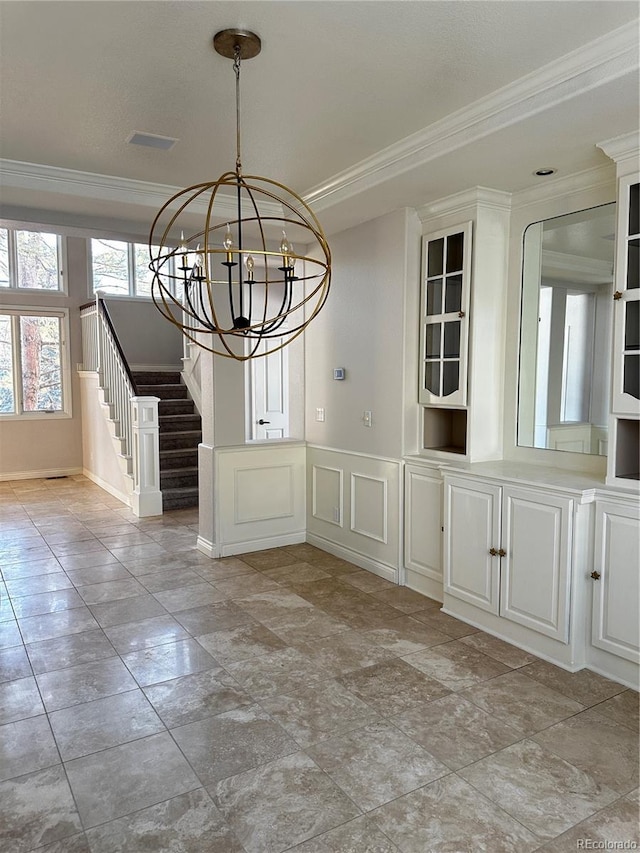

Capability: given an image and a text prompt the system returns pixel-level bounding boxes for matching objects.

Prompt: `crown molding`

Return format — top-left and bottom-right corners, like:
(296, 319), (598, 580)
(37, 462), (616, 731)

(0, 160), (283, 220)
(417, 187), (512, 222)
(597, 129), (640, 162)
(305, 22), (639, 213)
(542, 249), (613, 282)
(509, 164), (616, 210)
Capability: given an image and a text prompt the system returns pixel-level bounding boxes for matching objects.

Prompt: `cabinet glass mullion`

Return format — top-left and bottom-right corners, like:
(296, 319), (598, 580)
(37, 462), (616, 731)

(419, 223), (471, 406)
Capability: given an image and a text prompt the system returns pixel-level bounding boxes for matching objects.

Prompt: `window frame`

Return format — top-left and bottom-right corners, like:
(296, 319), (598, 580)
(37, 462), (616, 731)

(0, 305), (72, 420)
(89, 238), (173, 299)
(0, 227), (66, 294)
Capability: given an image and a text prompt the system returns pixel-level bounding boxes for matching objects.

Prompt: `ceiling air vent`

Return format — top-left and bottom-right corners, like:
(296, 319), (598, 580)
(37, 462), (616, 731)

(127, 132), (178, 151)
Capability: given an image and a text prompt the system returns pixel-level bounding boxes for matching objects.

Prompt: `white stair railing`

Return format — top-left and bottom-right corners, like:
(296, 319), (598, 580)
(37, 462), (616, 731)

(80, 297), (162, 516)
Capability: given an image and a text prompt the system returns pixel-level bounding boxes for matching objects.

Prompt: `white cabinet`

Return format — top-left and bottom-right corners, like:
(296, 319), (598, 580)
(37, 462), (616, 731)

(403, 462), (444, 600)
(444, 474), (572, 643)
(591, 499), (640, 664)
(419, 223), (472, 408)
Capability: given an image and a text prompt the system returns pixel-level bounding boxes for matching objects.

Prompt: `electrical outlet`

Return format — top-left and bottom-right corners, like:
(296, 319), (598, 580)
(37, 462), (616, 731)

(363, 410), (372, 427)
(315, 407), (325, 422)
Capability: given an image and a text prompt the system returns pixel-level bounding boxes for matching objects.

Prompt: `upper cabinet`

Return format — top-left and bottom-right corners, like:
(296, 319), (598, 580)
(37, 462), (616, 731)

(612, 175), (639, 416)
(600, 132), (640, 487)
(419, 222), (472, 408)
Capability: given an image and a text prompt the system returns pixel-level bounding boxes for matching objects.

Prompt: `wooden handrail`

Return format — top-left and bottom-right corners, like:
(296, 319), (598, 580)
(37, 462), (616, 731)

(97, 298), (138, 393)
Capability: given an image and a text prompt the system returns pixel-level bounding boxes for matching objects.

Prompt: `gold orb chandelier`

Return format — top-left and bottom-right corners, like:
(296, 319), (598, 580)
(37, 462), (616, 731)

(149, 29), (331, 361)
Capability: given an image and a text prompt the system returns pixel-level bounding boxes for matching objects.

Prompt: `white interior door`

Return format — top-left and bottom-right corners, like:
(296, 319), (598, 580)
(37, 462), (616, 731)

(250, 336), (289, 439)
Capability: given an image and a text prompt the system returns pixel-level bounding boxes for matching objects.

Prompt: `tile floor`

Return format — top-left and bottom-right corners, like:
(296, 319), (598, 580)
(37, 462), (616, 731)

(0, 475), (638, 853)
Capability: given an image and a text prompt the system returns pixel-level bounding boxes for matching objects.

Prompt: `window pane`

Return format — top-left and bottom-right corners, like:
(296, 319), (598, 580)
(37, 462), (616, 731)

(426, 279), (442, 315)
(424, 361), (440, 395)
(134, 243), (156, 297)
(0, 315), (15, 413)
(627, 239), (639, 289)
(444, 274), (462, 313)
(91, 239), (129, 295)
(625, 301), (639, 351)
(443, 361), (460, 396)
(443, 321), (460, 358)
(16, 231), (60, 290)
(446, 232), (464, 273)
(629, 183), (639, 237)
(427, 238), (444, 277)
(425, 323), (441, 359)
(20, 316), (62, 411)
(0, 230), (9, 288)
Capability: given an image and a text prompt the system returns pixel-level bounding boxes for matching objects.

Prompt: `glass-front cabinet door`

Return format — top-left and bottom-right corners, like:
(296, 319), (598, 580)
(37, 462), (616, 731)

(419, 222), (472, 406)
(612, 177), (639, 415)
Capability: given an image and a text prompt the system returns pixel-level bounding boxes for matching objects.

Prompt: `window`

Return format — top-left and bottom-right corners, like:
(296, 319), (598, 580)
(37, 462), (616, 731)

(90, 238), (169, 298)
(0, 308), (70, 417)
(0, 228), (64, 291)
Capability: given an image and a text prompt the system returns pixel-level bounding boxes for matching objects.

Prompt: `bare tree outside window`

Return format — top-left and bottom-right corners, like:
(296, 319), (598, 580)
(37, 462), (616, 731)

(0, 314), (15, 412)
(16, 231), (60, 290)
(20, 315), (62, 411)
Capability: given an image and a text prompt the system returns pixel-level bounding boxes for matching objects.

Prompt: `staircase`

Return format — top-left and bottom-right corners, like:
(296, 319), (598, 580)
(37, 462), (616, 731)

(132, 371), (200, 510)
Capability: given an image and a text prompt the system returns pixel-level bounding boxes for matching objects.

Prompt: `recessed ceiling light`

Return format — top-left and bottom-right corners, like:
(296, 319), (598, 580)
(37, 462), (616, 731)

(533, 167), (557, 177)
(127, 132), (178, 151)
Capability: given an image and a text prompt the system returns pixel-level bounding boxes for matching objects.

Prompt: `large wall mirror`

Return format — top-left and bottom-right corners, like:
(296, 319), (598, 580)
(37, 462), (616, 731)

(518, 202), (615, 455)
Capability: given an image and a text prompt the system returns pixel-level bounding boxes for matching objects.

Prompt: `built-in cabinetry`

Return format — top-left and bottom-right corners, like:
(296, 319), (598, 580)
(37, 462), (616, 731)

(403, 460), (444, 600)
(444, 474), (573, 642)
(602, 139), (640, 485)
(590, 498), (640, 664)
(435, 463), (639, 688)
(416, 190), (511, 461)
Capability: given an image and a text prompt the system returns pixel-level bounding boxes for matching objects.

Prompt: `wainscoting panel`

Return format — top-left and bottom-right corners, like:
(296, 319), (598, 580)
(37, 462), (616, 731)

(312, 465), (344, 526)
(213, 442), (306, 556)
(350, 473), (387, 543)
(307, 446), (400, 581)
(235, 465), (294, 524)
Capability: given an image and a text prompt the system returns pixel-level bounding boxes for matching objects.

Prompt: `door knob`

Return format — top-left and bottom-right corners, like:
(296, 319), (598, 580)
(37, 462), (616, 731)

(257, 419), (271, 425)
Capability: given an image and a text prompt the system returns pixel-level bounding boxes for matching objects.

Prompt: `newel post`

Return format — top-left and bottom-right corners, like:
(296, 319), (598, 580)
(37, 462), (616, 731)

(130, 396), (163, 517)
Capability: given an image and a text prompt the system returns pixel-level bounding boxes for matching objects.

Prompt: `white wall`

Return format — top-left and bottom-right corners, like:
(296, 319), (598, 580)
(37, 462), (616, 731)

(103, 299), (183, 369)
(305, 209), (417, 460)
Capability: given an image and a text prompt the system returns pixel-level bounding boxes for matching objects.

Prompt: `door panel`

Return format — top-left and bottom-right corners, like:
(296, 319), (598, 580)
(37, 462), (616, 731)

(444, 477), (500, 614)
(592, 501), (640, 663)
(500, 487), (572, 642)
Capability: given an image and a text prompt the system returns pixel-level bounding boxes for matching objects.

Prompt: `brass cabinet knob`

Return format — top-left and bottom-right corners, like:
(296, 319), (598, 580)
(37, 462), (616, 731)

(498, 548), (507, 558)
(458, 310), (466, 318)
(591, 570), (601, 580)
(613, 291), (623, 301)
(489, 547), (498, 556)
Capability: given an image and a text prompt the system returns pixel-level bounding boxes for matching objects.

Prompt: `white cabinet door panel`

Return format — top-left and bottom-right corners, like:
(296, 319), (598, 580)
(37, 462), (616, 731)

(444, 477), (500, 614)
(500, 488), (572, 642)
(592, 501), (640, 663)
(404, 466), (442, 582)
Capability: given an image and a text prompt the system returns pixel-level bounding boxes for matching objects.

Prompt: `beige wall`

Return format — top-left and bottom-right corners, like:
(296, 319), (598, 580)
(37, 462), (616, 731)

(0, 235), (87, 479)
(304, 208), (417, 460)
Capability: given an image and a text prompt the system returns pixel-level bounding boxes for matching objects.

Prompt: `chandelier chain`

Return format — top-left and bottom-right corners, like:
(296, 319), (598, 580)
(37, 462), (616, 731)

(234, 45), (242, 174)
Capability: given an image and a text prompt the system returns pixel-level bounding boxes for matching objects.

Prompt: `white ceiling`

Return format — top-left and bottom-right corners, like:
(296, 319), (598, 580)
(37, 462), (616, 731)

(0, 1), (638, 236)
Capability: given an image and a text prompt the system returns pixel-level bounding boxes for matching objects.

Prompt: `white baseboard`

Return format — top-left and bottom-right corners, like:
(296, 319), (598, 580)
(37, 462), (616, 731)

(82, 468), (130, 508)
(306, 533), (398, 583)
(221, 531), (306, 558)
(197, 532), (307, 560)
(0, 466), (83, 482)
(197, 535), (221, 559)
(404, 569), (444, 603)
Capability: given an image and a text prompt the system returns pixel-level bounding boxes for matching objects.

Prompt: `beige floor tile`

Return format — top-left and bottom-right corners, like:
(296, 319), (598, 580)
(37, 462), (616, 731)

(459, 739), (619, 839)
(143, 667), (252, 727)
(520, 659), (627, 706)
(338, 658), (451, 716)
(402, 639), (511, 690)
